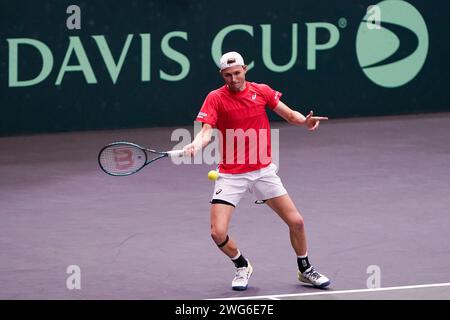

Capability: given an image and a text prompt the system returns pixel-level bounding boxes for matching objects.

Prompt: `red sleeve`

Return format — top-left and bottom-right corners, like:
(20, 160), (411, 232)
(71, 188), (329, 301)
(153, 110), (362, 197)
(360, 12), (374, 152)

(195, 91), (219, 127)
(259, 84), (282, 110)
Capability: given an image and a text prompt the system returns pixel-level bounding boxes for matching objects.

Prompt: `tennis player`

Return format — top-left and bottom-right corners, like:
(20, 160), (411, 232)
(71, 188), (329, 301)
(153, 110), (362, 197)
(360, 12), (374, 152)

(183, 51), (330, 290)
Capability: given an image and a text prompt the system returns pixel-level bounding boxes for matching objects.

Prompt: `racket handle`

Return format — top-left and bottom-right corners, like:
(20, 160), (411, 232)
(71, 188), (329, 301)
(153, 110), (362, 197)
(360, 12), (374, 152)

(166, 149), (184, 157)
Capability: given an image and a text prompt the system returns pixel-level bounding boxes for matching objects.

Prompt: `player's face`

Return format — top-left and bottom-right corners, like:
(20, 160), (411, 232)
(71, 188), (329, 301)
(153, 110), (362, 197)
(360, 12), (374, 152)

(221, 65), (247, 92)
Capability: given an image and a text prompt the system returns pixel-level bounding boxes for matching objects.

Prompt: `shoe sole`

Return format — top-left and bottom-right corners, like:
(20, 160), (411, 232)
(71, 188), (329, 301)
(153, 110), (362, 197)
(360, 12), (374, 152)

(232, 285), (248, 291)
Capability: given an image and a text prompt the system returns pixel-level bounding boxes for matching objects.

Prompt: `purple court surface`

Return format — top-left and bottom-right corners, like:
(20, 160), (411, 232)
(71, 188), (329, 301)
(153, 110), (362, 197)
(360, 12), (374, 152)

(1, 113), (450, 300)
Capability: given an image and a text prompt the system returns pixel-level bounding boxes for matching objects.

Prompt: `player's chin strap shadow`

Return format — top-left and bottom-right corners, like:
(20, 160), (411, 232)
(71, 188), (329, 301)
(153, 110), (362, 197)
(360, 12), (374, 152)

(254, 200), (266, 205)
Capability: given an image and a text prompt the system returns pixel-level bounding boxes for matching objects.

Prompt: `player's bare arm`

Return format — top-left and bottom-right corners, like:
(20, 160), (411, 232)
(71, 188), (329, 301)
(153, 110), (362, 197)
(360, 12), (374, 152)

(273, 101), (328, 131)
(183, 123), (213, 156)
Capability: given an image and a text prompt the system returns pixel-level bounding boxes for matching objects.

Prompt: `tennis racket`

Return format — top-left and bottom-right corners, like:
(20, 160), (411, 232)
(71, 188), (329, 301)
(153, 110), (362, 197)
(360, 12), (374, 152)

(98, 142), (184, 176)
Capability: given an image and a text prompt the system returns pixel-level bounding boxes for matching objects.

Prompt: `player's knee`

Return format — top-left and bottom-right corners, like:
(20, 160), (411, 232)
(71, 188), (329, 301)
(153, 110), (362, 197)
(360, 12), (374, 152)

(210, 227), (227, 245)
(289, 215), (305, 231)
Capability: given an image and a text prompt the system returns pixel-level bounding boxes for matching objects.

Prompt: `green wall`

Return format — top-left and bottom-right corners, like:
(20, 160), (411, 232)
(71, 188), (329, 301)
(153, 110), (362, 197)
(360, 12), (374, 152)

(1, 0), (449, 135)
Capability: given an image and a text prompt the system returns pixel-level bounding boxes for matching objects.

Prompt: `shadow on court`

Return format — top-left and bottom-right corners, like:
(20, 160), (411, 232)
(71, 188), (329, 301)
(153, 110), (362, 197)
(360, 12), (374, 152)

(1, 113), (450, 299)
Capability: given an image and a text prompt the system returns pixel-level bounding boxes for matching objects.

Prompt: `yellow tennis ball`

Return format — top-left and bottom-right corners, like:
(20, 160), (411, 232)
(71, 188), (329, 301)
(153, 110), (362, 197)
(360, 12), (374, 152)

(207, 170), (219, 181)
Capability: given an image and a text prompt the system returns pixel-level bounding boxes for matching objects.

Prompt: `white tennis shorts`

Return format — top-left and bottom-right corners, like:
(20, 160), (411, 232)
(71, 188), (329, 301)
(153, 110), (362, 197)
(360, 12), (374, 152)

(211, 163), (287, 207)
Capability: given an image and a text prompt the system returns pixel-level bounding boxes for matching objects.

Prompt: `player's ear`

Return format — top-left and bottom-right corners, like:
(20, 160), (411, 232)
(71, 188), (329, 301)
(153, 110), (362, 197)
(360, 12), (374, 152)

(242, 65), (248, 74)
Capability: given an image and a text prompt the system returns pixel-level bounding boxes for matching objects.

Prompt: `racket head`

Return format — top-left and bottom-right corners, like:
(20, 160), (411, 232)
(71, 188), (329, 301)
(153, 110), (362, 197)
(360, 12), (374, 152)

(98, 142), (148, 176)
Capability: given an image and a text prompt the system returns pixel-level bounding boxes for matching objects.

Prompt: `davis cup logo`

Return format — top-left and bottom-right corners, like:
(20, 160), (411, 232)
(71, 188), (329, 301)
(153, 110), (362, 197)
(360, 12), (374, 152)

(356, 0), (429, 88)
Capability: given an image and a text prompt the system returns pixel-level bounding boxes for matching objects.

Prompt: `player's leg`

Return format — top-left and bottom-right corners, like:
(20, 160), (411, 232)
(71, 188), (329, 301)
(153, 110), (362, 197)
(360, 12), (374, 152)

(210, 202), (238, 258)
(265, 194), (330, 288)
(210, 202), (253, 291)
(251, 164), (330, 288)
(250, 164), (307, 255)
(210, 170), (254, 290)
(264, 194), (307, 256)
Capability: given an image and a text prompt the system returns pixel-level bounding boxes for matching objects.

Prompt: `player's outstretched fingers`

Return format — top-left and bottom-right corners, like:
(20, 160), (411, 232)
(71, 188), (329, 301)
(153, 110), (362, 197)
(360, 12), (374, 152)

(308, 120), (318, 131)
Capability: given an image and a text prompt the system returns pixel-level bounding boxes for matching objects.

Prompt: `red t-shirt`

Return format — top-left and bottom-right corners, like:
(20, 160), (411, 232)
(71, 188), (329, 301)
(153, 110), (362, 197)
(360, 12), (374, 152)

(196, 81), (282, 174)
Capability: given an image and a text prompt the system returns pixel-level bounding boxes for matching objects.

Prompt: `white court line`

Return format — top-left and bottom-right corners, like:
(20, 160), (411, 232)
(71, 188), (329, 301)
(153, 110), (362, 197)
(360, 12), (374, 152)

(209, 282), (450, 300)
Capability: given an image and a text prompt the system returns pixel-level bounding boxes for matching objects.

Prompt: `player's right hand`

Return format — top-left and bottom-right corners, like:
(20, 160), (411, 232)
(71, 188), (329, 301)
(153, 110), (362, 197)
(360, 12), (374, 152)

(183, 142), (199, 157)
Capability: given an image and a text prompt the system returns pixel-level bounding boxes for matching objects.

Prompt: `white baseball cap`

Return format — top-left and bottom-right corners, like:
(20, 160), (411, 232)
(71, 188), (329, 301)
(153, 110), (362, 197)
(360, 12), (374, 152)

(219, 51), (245, 71)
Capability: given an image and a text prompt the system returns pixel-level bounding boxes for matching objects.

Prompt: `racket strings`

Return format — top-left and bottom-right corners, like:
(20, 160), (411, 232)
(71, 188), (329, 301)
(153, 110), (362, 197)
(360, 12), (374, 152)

(99, 145), (147, 175)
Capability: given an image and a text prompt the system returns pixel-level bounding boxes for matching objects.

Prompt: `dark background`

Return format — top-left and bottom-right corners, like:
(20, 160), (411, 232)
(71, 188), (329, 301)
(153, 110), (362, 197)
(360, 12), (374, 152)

(1, 0), (449, 135)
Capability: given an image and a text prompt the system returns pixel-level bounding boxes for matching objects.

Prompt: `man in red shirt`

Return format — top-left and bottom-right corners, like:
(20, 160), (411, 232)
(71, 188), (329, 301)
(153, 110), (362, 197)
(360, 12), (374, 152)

(184, 51), (330, 290)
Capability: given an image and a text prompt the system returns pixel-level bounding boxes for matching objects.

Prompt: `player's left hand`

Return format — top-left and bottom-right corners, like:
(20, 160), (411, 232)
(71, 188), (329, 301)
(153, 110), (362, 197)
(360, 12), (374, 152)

(305, 110), (328, 131)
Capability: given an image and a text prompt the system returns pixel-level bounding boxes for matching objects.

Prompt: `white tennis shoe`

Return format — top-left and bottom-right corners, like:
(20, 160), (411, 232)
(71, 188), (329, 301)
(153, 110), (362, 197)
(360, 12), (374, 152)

(298, 267), (331, 288)
(232, 260), (253, 291)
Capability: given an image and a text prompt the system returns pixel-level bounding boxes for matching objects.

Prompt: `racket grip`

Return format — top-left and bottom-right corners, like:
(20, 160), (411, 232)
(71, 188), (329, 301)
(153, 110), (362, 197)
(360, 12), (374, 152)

(166, 149), (185, 157)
